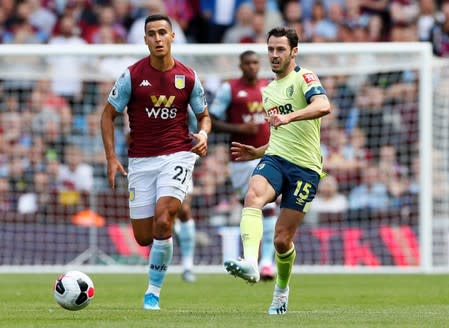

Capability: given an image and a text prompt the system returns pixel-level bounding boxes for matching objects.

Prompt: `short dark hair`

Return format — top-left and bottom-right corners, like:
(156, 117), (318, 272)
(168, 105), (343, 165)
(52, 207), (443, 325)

(239, 50), (258, 62)
(267, 26), (299, 49)
(144, 14), (172, 32)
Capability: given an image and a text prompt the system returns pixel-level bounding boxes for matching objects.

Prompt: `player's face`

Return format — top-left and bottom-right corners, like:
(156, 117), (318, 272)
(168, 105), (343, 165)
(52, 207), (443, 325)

(240, 54), (260, 81)
(144, 19), (174, 58)
(267, 36), (297, 77)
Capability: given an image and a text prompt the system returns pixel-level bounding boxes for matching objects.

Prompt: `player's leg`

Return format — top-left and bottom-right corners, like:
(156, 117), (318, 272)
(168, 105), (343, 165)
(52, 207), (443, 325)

(259, 204), (277, 281)
(127, 157), (162, 310)
(268, 162), (320, 315)
(143, 151), (197, 309)
(175, 193), (196, 282)
(267, 208), (303, 315)
(224, 172), (277, 283)
(144, 195), (182, 309)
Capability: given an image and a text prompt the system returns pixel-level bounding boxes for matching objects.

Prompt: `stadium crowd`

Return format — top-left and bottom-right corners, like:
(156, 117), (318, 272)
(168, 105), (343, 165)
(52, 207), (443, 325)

(0, 0), (448, 225)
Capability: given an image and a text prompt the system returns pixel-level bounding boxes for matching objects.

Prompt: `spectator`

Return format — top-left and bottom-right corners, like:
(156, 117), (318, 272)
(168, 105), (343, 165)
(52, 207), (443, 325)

(2, 16), (47, 44)
(429, 0), (449, 57)
(58, 145), (94, 192)
(240, 12), (266, 43)
(281, 0), (303, 27)
(348, 164), (390, 221)
(417, 0), (437, 41)
(249, 0), (283, 35)
(127, 0), (187, 44)
(222, 3), (254, 43)
(378, 144), (409, 208)
(164, 0), (197, 34)
(0, 176), (14, 212)
(200, 0), (246, 43)
(27, 0), (58, 38)
(390, 0), (420, 27)
(306, 0), (337, 42)
(111, 0), (134, 33)
(47, 14), (87, 106)
(307, 175), (348, 225)
(359, 0), (391, 41)
(87, 5), (127, 44)
(17, 170), (52, 216)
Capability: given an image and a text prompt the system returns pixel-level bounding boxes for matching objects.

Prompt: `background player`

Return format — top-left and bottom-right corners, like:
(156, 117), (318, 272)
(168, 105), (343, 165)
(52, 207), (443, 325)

(224, 27), (331, 315)
(209, 50), (277, 280)
(173, 108), (202, 283)
(101, 14), (211, 310)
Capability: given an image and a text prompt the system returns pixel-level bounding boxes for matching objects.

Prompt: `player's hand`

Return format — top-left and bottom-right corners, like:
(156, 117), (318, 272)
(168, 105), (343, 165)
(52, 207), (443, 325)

(190, 132), (208, 157)
(231, 142), (258, 161)
(265, 114), (290, 128)
(238, 122), (259, 135)
(106, 157), (127, 189)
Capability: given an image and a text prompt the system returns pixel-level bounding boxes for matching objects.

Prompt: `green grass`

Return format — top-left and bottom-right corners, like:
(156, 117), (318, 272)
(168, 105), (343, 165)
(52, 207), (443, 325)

(1, 273), (449, 327)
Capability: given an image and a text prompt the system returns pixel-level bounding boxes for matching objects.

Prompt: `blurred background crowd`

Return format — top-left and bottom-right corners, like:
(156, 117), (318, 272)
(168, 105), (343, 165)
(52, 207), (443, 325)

(0, 0), (448, 227)
(0, 0), (448, 55)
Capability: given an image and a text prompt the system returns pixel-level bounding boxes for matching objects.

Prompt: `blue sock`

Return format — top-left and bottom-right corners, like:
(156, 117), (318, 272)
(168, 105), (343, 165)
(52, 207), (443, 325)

(147, 237), (173, 297)
(179, 220), (195, 271)
(260, 216), (276, 267)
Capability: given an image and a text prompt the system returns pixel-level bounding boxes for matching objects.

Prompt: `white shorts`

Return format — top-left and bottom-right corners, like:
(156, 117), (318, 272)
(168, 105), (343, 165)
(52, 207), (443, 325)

(128, 151), (198, 219)
(230, 159), (276, 211)
(229, 159), (260, 200)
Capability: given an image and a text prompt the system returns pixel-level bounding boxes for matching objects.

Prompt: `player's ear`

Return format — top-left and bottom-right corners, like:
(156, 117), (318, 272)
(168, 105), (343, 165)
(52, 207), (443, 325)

(291, 47), (298, 58)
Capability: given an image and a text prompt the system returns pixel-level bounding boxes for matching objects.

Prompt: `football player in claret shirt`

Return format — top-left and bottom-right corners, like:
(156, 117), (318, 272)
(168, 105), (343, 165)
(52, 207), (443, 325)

(209, 50), (277, 280)
(101, 14), (211, 311)
(224, 27), (331, 315)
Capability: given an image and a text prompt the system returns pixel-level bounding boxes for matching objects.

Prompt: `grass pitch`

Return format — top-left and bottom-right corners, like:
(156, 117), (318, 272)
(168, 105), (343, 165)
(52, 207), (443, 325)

(1, 273), (448, 328)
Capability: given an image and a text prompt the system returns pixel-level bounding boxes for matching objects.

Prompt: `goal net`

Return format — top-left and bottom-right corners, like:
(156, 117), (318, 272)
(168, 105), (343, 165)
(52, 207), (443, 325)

(0, 43), (446, 273)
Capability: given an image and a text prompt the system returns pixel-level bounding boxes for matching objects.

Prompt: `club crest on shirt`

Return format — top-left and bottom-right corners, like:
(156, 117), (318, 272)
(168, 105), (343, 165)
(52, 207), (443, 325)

(286, 85), (294, 97)
(175, 75), (185, 89)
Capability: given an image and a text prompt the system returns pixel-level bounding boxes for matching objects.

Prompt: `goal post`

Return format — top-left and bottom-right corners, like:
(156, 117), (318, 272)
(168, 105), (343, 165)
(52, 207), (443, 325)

(0, 42), (445, 274)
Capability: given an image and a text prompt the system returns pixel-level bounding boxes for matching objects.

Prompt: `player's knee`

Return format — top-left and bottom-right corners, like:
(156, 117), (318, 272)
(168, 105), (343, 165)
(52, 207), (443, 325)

(134, 235), (153, 247)
(154, 215), (174, 235)
(273, 236), (290, 254)
(178, 203), (190, 221)
(244, 188), (263, 207)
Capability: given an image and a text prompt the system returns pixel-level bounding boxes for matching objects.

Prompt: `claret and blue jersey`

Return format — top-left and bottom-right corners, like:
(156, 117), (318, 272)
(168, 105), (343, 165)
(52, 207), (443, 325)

(108, 57), (207, 157)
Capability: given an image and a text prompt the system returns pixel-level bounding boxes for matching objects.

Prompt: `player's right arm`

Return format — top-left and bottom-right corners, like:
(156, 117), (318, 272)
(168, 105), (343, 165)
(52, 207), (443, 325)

(210, 82), (258, 135)
(230, 142), (268, 161)
(100, 69), (131, 189)
(101, 103), (127, 189)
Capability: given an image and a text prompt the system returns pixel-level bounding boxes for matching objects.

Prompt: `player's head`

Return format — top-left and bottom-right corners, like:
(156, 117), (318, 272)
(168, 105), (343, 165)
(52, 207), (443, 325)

(144, 14), (175, 57)
(239, 50), (260, 82)
(266, 26), (298, 77)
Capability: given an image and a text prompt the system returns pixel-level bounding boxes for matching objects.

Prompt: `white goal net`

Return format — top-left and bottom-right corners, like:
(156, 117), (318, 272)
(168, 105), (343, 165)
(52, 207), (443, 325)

(0, 42), (447, 273)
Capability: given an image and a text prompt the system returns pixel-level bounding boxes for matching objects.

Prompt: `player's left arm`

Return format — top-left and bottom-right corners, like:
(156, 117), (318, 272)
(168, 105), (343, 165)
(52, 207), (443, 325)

(189, 72), (211, 156)
(266, 94), (331, 128)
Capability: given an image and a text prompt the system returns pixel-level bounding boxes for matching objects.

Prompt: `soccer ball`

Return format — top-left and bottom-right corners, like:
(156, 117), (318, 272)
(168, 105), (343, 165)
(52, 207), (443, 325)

(54, 271), (95, 311)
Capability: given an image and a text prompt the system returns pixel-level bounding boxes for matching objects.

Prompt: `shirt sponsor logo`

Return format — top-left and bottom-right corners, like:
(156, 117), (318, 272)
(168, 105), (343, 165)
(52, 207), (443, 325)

(267, 107), (278, 116)
(303, 73), (317, 84)
(146, 95), (178, 119)
(150, 95), (175, 107)
(175, 75), (185, 89)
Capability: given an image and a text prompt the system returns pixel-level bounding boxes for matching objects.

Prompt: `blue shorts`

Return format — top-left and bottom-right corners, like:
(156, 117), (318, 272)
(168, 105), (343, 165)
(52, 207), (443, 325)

(252, 155), (320, 213)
